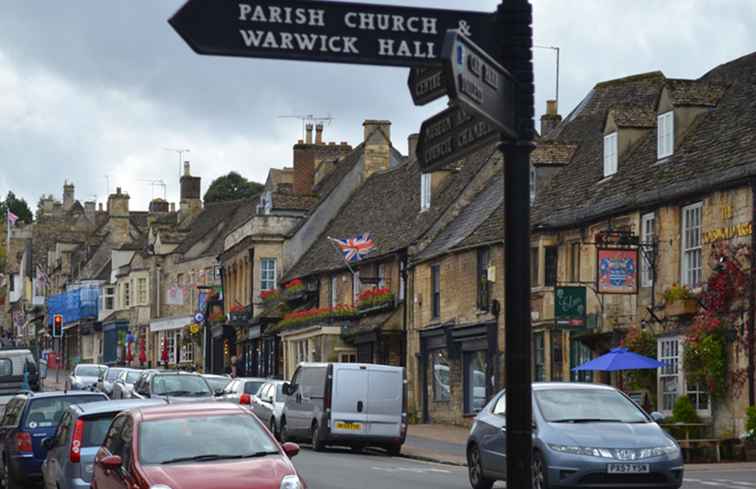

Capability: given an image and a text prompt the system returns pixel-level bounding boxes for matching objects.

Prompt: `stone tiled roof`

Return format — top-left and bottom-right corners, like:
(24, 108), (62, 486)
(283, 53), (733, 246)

(531, 143), (578, 166)
(532, 51), (756, 230)
(609, 105), (657, 128)
(312, 144), (363, 197)
(271, 192), (319, 211)
(285, 143), (496, 280)
(129, 212), (149, 232)
(666, 79), (727, 107)
(455, 202), (504, 250)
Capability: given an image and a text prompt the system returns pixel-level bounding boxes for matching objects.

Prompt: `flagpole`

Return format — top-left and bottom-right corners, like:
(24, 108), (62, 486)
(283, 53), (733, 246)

(327, 237), (355, 275)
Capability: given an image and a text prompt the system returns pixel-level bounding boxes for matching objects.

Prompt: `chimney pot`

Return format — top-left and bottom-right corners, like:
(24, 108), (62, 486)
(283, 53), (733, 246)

(547, 100), (558, 115)
(305, 123), (314, 144)
(315, 123), (324, 144)
(116, 187), (122, 195)
(297, 139), (304, 144)
(98, 203), (103, 212)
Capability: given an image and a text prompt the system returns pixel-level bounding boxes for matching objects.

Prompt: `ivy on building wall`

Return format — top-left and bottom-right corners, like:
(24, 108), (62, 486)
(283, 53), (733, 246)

(684, 241), (751, 400)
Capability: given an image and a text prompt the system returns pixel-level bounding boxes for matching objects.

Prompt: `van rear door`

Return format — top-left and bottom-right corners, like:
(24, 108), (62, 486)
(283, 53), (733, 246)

(331, 364), (368, 436)
(365, 366), (403, 438)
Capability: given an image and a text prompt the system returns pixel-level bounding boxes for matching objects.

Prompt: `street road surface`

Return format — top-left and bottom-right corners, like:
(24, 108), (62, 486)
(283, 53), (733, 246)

(292, 448), (756, 489)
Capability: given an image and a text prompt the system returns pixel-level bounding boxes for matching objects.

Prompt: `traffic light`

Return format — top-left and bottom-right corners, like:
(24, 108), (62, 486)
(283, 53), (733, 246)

(52, 314), (63, 338)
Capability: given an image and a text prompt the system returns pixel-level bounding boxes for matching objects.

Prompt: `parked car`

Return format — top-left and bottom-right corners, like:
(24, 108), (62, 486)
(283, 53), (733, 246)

(202, 373), (232, 395)
(110, 369), (148, 400)
(95, 367), (125, 397)
(252, 380), (287, 440)
(0, 348), (46, 396)
(0, 391), (107, 488)
(466, 383), (683, 489)
(131, 371), (215, 402)
(67, 364), (107, 392)
(91, 402), (305, 489)
(281, 362), (406, 455)
(219, 377), (268, 405)
(41, 398), (166, 489)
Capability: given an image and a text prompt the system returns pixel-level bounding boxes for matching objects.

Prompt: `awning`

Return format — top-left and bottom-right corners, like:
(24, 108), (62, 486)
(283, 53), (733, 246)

(149, 316), (193, 333)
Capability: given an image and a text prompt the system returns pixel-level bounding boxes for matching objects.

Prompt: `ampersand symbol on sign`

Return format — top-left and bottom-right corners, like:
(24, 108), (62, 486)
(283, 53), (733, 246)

(458, 20), (472, 36)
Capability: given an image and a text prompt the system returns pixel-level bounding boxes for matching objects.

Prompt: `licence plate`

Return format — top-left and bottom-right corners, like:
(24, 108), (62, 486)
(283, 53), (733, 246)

(335, 422), (362, 431)
(607, 464), (650, 474)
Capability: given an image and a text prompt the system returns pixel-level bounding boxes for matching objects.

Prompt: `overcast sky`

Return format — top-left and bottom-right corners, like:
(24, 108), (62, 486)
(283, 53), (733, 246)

(1, 1), (754, 212)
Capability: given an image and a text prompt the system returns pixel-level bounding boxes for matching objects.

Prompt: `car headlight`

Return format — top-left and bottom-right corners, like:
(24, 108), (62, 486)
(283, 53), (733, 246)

(549, 444), (615, 459)
(549, 444), (680, 460)
(280, 475), (303, 489)
(639, 445), (680, 459)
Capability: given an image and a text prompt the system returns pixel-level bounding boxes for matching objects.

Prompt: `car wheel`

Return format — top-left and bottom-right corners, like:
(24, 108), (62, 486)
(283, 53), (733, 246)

(385, 443), (402, 457)
(467, 444), (493, 489)
(533, 451), (548, 489)
(350, 444), (364, 454)
(311, 422), (324, 452)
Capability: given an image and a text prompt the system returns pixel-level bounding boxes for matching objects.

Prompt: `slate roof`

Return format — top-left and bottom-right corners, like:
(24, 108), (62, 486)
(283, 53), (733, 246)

(609, 105), (657, 128)
(666, 79), (727, 107)
(311, 144), (363, 198)
(414, 172), (503, 263)
(531, 143), (578, 166)
(532, 51), (756, 231)
(271, 192), (319, 211)
(285, 143), (497, 280)
(455, 202), (504, 250)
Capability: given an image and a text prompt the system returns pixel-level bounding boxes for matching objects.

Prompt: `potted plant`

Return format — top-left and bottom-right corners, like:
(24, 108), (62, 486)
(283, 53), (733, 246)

(664, 284), (698, 317)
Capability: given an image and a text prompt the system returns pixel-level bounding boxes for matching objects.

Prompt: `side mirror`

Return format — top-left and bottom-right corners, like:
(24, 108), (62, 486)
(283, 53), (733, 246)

(99, 454), (123, 470)
(282, 442), (300, 458)
(282, 382), (294, 396)
(650, 412), (665, 423)
(42, 437), (55, 450)
(214, 389), (225, 397)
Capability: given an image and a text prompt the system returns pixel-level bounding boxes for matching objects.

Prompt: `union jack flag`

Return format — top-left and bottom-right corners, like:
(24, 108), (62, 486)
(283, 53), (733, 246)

(329, 233), (375, 263)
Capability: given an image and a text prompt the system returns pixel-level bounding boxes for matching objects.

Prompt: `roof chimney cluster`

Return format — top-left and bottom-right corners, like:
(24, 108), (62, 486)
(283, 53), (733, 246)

(540, 100), (562, 136)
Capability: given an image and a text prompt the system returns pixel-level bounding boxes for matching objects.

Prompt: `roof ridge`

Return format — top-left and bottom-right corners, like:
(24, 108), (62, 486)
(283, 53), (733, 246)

(594, 70), (665, 89)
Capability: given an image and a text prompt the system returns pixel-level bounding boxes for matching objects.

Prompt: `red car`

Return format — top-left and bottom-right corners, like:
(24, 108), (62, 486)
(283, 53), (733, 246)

(91, 402), (305, 489)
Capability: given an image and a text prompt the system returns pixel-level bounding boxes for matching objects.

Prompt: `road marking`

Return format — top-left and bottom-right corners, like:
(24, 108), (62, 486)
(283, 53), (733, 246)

(372, 466), (452, 474)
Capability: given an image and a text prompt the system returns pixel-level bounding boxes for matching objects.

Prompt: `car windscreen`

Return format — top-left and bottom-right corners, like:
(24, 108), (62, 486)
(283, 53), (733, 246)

(204, 377), (231, 392)
(26, 396), (105, 429)
(125, 371), (142, 383)
(243, 380), (266, 395)
(139, 413), (279, 465)
(151, 375), (212, 397)
(535, 389), (649, 424)
(75, 366), (105, 377)
(106, 368), (124, 381)
(82, 413), (117, 447)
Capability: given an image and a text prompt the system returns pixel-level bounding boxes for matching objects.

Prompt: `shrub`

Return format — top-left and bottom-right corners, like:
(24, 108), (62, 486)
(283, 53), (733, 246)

(672, 396), (700, 424)
(746, 406), (756, 441)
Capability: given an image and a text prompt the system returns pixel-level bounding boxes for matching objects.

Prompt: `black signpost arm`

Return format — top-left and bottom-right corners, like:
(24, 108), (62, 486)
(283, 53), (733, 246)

(498, 1), (535, 488)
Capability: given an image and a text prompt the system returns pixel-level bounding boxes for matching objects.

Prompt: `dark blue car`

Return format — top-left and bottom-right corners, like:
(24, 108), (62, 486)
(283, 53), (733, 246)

(0, 391), (106, 488)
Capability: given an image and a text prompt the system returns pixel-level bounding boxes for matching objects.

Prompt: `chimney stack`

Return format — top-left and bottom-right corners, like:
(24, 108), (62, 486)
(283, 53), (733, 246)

(408, 134), (419, 161)
(363, 120), (392, 180)
(170, 202), (176, 213)
(315, 123), (324, 145)
(293, 141), (316, 194)
(107, 187), (130, 245)
(180, 161), (202, 221)
(98, 203), (103, 212)
(540, 99), (562, 137)
(84, 201), (96, 223)
(305, 123), (314, 144)
(63, 181), (75, 211)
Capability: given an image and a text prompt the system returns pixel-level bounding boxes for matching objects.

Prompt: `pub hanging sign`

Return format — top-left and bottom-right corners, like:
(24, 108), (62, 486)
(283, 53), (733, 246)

(596, 248), (639, 295)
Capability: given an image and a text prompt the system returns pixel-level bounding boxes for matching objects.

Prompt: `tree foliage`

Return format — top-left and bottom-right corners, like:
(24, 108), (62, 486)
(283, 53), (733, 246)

(0, 191), (33, 224)
(203, 172), (263, 204)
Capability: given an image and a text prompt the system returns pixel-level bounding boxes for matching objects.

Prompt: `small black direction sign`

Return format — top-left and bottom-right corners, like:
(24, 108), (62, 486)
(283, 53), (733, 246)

(407, 67), (446, 106)
(442, 30), (517, 138)
(416, 105), (498, 172)
(169, 0), (494, 69)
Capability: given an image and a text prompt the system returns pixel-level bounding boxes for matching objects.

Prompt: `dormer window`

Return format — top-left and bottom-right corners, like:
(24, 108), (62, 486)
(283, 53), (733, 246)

(657, 111), (674, 159)
(603, 132), (618, 177)
(420, 173), (431, 210)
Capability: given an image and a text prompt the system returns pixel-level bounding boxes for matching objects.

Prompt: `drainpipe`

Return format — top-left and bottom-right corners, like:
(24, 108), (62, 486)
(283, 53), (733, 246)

(400, 252), (408, 368)
(749, 178), (756, 407)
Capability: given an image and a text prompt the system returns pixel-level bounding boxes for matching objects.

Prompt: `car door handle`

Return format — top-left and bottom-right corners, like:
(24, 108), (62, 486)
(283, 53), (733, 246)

(357, 401), (364, 413)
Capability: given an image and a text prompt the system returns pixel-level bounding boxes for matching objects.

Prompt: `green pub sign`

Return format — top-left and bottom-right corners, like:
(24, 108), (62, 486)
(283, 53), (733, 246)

(554, 286), (587, 329)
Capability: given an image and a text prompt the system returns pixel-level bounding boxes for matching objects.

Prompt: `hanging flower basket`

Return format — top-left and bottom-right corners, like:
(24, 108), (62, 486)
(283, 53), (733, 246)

(277, 304), (356, 330)
(358, 287), (395, 311)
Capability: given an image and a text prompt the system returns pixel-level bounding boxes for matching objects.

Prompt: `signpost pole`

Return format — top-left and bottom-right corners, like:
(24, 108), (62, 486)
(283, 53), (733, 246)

(498, 1), (535, 488)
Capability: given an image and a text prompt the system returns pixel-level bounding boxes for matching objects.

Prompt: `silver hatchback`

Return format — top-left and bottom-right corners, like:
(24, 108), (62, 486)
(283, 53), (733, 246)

(41, 399), (165, 489)
(466, 383), (683, 489)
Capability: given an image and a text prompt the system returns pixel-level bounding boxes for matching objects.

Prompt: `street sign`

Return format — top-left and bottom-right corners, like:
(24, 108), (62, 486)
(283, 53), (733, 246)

(169, 0), (494, 69)
(416, 105), (498, 172)
(442, 30), (517, 137)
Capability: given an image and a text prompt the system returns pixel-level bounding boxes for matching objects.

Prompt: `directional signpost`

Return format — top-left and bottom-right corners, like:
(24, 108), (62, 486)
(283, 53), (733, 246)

(169, 2), (535, 487)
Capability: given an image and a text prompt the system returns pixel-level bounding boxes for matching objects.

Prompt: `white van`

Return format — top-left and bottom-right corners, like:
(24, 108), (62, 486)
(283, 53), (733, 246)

(281, 362), (406, 455)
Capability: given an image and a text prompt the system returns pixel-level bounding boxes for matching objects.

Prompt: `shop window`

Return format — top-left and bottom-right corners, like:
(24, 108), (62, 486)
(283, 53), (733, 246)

(477, 247), (491, 311)
(104, 286), (115, 311)
(431, 350), (450, 402)
(180, 337), (193, 364)
(544, 246), (558, 287)
(533, 332), (545, 382)
(641, 212), (656, 287)
(569, 335), (593, 383)
(339, 352), (357, 363)
(431, 264), (441, 320)
(137, 278), (148, 305)
(464, 351), (488, 414)
(550, 332), (563, 381)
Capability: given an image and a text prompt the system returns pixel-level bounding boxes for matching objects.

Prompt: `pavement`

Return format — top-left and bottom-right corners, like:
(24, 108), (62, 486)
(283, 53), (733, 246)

(403, 424), (468, 466)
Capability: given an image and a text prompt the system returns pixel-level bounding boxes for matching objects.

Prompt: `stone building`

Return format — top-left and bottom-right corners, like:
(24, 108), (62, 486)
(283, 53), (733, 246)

(530, 51), (756, 435)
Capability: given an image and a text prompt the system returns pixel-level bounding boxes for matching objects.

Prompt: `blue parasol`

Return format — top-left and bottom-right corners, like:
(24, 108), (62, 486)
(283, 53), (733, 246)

(572, 347), (664, 372)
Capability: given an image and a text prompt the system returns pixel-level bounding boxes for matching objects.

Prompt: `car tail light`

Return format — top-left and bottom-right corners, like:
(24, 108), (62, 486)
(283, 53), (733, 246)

(240, 393), (251, 405)
(70, 419), (84, 463)
(15, 432), (32, 453)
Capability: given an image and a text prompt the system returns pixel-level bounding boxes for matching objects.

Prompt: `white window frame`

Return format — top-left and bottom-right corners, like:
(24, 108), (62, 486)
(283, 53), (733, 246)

(420, 173), (432, 210)
(681, 202), (703, 288)
(641, 213), (656, 288)
(260, 258), (277, 291)
(162, 332), (177, 366)
(352, 270), (361, 304)
(180, 335), (194, 363)
(330, 275), (337, 307)
(103, 286), (115, 311)
(657, 111), (674, 159)
(137, 277), (148, 305)
(123, 282), (131, 307)
(377, 263), (386, 289)
(657, 336), (710, 416)
(603, 132), (618, 177)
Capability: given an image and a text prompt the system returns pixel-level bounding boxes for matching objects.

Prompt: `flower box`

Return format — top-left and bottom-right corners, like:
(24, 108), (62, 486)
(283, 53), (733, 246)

(665, 299), (698, 317)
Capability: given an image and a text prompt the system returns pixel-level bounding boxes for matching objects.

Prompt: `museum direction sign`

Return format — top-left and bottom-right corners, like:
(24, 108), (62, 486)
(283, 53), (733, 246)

(169, 0), (495, 68)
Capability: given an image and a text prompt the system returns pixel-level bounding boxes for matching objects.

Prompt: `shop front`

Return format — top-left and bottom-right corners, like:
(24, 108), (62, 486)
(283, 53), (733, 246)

(102, 318), (129, 365)
(149, 315), (195, 369)
(341, 306), (404, 366)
